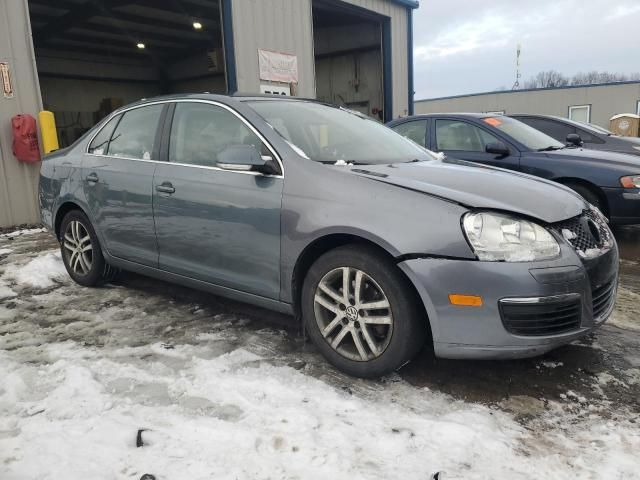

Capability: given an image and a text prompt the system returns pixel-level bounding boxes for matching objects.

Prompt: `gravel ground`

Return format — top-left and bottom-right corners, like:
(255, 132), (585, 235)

(1, 227), (639, 479)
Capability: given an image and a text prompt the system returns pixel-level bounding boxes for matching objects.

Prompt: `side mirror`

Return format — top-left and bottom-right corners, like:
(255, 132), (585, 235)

(485, 142), (510, 157)
(217, 144), (278, 175)
(566, 133), (583, 147)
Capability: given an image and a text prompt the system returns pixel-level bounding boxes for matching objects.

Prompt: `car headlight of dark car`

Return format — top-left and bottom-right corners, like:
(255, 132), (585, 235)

(462, 212), (560, 262)
(620, 175), (640, 188)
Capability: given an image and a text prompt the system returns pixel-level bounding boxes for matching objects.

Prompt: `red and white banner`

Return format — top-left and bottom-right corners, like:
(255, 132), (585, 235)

(258, 49), (298, 84)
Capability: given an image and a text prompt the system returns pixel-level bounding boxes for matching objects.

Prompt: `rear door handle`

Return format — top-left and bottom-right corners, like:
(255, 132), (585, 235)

(86, 173), (99, 183)
(156, 183), (175, 194)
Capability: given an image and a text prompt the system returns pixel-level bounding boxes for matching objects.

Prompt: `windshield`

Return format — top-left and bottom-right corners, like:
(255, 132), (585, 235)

(247, 100), (436, 164)
(482, 116), (565, 151)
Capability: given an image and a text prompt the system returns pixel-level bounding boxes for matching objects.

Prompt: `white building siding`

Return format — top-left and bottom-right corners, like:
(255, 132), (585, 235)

(231, 0), (316, 97)
(415, 82), (640, 129)
(0, 0), (43, 228)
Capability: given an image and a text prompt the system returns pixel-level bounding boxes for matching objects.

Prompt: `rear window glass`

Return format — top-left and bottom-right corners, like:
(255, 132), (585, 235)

(88, 115), (121, 155)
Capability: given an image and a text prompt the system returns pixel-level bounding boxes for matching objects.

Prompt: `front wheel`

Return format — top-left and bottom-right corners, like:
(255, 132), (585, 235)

(60, 210), (116, 286)
(301, 245), (427, 378)
(565, 182), (605, 215)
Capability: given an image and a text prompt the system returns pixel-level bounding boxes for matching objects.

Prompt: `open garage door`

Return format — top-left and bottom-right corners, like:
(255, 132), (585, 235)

(312, 0), (389, 122)
(28, 0), (227, 147)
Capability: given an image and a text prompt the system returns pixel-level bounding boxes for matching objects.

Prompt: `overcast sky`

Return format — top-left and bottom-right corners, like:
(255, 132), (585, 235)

(412, 0), (640, 100)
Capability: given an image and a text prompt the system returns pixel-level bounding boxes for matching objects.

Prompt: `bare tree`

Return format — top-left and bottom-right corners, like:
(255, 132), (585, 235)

(570, 71), (633, 85)
(524, 70), (569, 89)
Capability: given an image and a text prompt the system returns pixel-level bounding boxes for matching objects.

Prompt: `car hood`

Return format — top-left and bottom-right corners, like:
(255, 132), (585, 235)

(545, 146), (640, 166)
(347, 158), (587, 223)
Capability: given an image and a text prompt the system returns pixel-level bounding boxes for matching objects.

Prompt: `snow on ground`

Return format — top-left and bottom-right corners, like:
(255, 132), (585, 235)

(1, 251), (68, 289)
(0, 228), (47, 239)
(1, 233), (640, 479)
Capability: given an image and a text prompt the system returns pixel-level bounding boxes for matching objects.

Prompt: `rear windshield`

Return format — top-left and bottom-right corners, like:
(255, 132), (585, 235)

(247, 100), (436, 165)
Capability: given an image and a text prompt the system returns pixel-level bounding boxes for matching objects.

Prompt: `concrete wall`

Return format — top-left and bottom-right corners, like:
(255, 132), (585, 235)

(0, 0), (42, 228)
(231, 0), (410, 118)
(415, 82), (640, 129)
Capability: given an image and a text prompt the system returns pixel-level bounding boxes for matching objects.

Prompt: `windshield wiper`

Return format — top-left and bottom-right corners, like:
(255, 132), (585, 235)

(537, 145), (564, 152)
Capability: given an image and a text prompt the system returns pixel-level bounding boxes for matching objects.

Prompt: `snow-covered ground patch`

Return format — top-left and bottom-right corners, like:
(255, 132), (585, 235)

(1, 230), (639, 479)
(1, 338), (639, 480)
(1, 250), (68, 289)
(0, 248), (13, 256)
(0, 228), (47, 238)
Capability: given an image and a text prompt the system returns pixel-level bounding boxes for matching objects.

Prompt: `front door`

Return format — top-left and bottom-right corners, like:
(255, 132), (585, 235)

(432, 118), (521, 171)
(153, 101), (283, 300)
(83, 104), (165, 266)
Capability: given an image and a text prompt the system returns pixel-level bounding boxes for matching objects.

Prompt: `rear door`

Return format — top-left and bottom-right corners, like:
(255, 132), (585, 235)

(391, 119), (428, 148)
(431, 118), (521, 171)
(153, 101), (283, 299)
(83, 103), (166, 266)
(516, 117), (575, 144)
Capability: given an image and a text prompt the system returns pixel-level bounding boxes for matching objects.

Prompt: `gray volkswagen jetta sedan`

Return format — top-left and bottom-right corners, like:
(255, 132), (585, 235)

(39, 94), (619, 378)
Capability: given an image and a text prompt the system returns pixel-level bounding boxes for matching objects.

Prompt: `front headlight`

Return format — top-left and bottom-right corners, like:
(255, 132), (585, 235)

(463, 212), (560, 262)
(620, 175), (640, 188)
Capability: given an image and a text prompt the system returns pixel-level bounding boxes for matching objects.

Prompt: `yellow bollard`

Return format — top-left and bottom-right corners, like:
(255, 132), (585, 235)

(38, 110), (59, 154)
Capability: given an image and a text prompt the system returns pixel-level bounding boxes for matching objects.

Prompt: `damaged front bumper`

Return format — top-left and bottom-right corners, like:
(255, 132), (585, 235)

(399, 242), (619, 360)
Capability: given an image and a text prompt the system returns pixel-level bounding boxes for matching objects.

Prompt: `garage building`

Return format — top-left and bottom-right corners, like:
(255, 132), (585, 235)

(0, 0), (418, 227)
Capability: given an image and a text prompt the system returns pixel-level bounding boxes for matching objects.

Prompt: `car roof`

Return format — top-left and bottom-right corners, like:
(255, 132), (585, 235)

(387, 113), (499, 125)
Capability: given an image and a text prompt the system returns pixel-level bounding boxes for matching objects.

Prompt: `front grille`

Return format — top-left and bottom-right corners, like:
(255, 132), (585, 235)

(553, 209), (613, 257)
(500, 297), (582, 336)
(592, 279), (616, 320)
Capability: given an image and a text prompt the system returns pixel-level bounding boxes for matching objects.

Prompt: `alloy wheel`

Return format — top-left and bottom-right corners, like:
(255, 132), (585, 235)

(313, 267), (394, 362)
(63, 220), (93, 275)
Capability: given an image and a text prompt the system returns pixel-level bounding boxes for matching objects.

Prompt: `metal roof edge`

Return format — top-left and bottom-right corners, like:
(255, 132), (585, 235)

(415, 80), (640, 103)
(389, 0), (419, 9)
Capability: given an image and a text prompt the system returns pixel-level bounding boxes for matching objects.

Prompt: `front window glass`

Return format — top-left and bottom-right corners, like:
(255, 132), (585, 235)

(435, 120), (498, 152)
(480, 116), (564, 151)
(108, 104), (164, 160)
(169, 103), (265, 167)
(88, 114), (121, 155)
(392, 120), (428, 147)
(247, 100), (435, 165)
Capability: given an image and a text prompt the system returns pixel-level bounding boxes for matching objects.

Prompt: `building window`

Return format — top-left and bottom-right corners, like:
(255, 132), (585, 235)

(568, 105), (591, 123)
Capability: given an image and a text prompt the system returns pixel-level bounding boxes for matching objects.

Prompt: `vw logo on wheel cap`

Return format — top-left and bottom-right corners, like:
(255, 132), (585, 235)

(345, 306), (359, 321)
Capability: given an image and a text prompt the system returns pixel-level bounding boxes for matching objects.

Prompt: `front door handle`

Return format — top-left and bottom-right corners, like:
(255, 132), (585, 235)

(86, 173), (99, 183)
(156, 183), (175, 194)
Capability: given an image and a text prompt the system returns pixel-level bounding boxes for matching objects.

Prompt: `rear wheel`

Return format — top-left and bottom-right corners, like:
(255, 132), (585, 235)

(60, 210), (116, 286)
(301, 245), (426, 378)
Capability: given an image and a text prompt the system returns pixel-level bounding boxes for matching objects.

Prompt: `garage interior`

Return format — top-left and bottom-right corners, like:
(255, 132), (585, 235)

(312, 0), (386, 121)
(27, 0), (227, 147)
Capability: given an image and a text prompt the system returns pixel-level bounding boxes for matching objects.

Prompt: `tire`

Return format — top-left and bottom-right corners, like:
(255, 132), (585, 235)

(565, 182), (604, 213)
(301, 245), (427, 378)
(59, 210), (116, 287)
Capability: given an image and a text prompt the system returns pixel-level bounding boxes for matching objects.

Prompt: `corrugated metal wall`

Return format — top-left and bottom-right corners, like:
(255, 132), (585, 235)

(415, 82), (640, 129)
(231, 0), (316, 98)
(231, 0), (409, 118)
(0, 0), (43, 228)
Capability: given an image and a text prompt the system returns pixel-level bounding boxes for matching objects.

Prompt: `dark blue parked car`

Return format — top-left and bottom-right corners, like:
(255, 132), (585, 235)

(388, 114), (640, 224)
